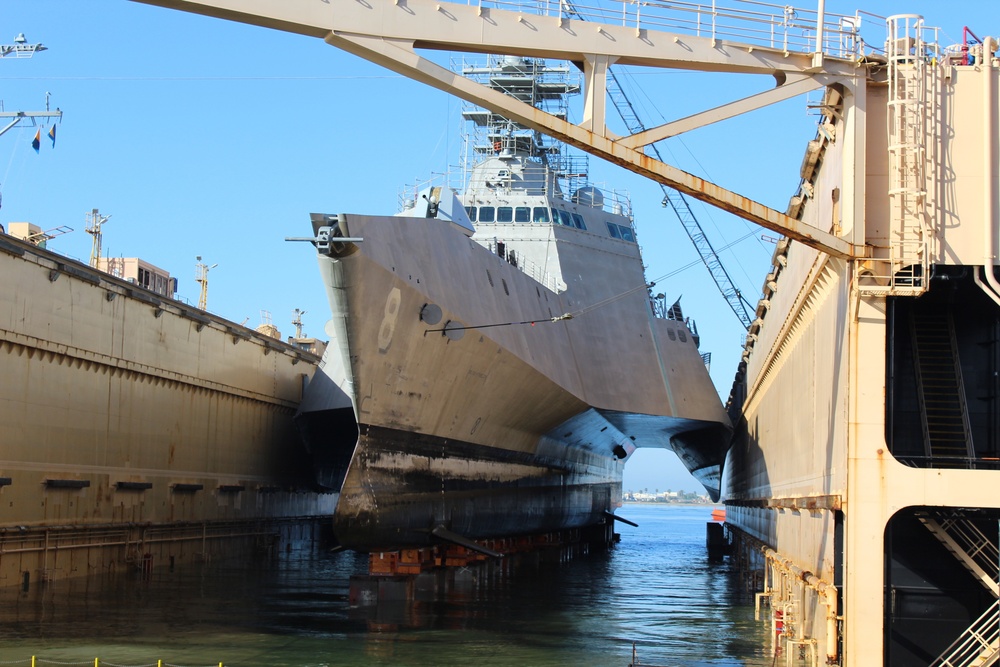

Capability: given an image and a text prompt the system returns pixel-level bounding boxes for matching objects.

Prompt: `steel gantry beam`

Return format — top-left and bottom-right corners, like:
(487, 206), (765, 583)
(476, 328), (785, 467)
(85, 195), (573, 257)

(132, 0), (863, 259)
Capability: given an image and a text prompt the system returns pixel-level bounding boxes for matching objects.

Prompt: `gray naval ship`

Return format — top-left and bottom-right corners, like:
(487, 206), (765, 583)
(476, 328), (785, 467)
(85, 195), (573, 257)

(296, 56), (730, 552)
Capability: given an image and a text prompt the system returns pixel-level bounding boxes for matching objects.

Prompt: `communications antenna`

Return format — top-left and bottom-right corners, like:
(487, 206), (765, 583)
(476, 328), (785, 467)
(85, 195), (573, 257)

(292, 309), (306, 338)
(0, 34), (62, 140)
(85, 209), (111, 268)
(195, 256), (218, 311)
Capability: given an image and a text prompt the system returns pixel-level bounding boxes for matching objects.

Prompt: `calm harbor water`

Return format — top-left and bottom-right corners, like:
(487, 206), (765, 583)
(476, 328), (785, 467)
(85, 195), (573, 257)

(0, 505), (773, 667)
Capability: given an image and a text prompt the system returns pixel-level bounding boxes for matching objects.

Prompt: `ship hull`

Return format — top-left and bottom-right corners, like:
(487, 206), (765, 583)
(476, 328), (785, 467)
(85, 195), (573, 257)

(332, 424), (620, 550)
(300, 208), (731, 551)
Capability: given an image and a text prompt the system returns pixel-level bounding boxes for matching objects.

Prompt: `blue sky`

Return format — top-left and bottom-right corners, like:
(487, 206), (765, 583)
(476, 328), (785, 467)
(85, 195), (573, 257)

(3, 0), (998, 495)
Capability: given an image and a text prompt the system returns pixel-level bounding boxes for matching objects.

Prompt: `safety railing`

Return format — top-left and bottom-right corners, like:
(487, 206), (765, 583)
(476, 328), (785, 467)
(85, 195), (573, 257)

(468, 0), (886, 59)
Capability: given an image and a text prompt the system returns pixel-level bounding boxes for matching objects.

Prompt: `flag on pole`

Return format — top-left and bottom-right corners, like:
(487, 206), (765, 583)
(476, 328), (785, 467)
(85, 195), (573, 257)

(48, 125), (56, 148)
(31, 128), (40, 152)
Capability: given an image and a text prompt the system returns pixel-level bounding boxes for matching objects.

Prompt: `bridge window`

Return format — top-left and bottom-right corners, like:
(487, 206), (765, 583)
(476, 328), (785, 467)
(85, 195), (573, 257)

(571, 213), (587, 230)
(606, 222), (622, 239)
(619, 226), (635, 242)
(532, 207), (550, 223)
(515, 207), (530, 223)
(465, 206), (477, 222)
(479, 206), (495, 223)
(497, 206), (514, 223)
(557, 209), (573, 227)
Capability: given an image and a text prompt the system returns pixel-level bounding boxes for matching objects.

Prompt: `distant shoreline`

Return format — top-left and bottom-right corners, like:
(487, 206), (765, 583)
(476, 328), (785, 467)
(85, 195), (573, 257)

(622, 501), (722, 507)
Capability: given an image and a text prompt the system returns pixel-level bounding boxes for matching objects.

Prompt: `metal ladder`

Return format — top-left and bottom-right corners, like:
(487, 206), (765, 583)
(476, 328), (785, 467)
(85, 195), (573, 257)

(871, 14), (937, 295)
(910, 309), (974, 466)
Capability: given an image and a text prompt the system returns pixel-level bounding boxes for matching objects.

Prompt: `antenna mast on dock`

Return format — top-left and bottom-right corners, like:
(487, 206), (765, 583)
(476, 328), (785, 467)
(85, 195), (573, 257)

(85, 209), (111, 268)
(292, 309), (306, 338)
(195, 256), (218, 311)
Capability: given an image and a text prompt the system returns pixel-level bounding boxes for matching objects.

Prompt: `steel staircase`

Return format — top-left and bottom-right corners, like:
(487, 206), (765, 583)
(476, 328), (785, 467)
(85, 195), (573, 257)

(910, 309), (974, 467)
(931, 599), (1000, 667)
(923, 512), (1000, 666)
(918, 512), (999, 596)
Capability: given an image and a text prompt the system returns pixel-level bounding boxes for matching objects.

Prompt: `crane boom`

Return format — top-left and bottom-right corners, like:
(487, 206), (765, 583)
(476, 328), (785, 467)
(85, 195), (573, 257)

(605, 70), (755, 329)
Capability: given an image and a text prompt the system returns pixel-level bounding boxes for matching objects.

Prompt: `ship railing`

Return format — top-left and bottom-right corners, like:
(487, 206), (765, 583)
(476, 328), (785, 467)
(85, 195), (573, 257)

(484, 237), (566, 292)
(466, 0), (889, 60)
(398, 172), (456, 213)
(930, 598), (1000, 667)
(894, 455), (1000, 471)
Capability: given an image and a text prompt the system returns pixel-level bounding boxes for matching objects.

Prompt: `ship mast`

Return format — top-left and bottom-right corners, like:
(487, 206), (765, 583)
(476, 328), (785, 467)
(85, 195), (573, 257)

(0, 34), (61, 141)
(460, 57), (584, 195)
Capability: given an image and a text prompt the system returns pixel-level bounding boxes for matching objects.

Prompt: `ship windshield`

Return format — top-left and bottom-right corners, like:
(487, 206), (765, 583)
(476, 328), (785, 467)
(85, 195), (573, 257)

(532, 207), (550, 223)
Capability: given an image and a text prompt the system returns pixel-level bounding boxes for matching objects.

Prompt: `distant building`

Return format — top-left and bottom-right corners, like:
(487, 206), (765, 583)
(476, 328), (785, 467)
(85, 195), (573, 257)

(624, 489), (710, 504)
(98, 257), (176, 298)
(287, 336), (328, 356)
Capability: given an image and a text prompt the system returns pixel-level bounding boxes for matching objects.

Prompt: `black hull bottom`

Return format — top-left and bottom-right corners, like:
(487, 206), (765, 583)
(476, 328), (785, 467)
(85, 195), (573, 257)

(333, 424), (622, 552)
(294, 406), (358, 492)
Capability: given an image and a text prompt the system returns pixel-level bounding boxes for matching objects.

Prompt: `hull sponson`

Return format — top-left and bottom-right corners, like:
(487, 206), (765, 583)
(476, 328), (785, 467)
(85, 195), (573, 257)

(333, 424), (621, 551)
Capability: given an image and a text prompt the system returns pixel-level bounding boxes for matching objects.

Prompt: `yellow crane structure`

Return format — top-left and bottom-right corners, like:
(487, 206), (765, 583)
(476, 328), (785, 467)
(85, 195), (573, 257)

(195, 256), (217, 311)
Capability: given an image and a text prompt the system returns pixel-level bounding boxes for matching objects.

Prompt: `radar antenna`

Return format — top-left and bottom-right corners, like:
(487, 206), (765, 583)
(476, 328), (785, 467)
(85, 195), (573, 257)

(0, 33), (47, 59)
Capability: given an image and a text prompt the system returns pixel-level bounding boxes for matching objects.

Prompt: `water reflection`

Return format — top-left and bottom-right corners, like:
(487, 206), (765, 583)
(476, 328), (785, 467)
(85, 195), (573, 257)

(0, 506), (771, 666)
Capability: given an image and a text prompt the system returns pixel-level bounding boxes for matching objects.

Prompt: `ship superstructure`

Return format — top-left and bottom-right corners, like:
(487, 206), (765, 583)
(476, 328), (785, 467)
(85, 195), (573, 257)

(295, 55), (730, 552)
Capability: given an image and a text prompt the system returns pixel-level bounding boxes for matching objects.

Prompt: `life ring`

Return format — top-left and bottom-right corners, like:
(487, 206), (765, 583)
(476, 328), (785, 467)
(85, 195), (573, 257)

(493, 141), (502, 152)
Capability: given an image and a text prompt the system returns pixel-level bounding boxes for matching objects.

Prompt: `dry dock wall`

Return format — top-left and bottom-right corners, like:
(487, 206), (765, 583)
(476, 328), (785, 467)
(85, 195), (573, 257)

(0, 235), (336, 584)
